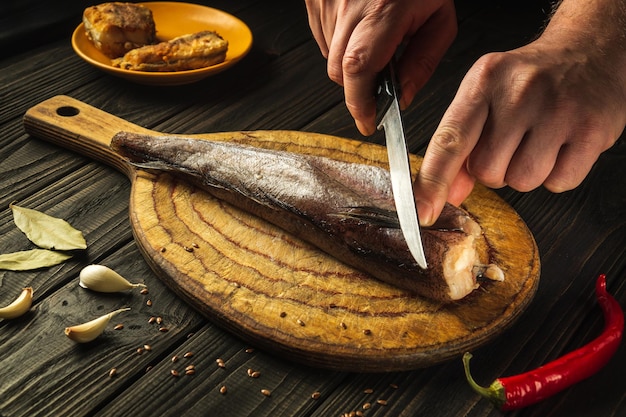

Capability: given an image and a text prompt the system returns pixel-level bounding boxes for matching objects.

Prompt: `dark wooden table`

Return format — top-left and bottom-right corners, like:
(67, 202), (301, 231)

(1, 1), (624, 416)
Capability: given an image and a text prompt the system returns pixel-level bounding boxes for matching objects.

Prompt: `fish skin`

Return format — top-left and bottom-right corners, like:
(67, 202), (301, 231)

(111, 132), (500, 302)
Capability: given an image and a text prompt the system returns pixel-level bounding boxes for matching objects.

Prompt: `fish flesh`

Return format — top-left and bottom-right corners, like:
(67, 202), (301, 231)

(112, 31), (228, 72)
(111, 132), (504, 302)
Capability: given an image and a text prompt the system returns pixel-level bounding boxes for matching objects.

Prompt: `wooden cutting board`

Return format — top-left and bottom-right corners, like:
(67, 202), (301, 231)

(23, 95), (540, 372)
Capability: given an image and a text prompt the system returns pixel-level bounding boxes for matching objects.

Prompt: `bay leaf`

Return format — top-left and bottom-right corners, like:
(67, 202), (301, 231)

(10, 203), (87, 251)
(0, 249), (73, 271)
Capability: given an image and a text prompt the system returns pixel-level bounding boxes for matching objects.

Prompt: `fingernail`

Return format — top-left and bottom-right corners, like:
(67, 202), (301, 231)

(399, 81), (415, 110)
(416, 199), (434, 227)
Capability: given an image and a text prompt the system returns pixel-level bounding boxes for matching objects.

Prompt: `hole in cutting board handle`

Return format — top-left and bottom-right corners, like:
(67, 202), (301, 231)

(56, 106), (80, 117)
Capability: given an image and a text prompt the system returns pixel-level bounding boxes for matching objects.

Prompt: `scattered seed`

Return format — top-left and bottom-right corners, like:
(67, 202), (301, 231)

(376, 399), (388, 406)
(261, 389), (271, 397)
(356, 411), (364, 416)
(171, 369), (180, 377)
(140, 288), (149, 295)
(136, 347), (144, 355)
(245, 348), (254, 354)
(183, 351), (194, 358)
(311, 391), (321, 400)
(185, 365), (195, 372)
(216, 358), (225, 368)
(192, 242), (199, 248)
(171, 355), (179, 363)
(148, 316), (156, 324)
(160, 247), (166, 253)
(219, 385), (227, 395)
(144, 344), (152, 351)
(363, 388), (374, 394)
(230, 281), (241, 288)
(362, 402), (371, 410)
(159, 327), (169, 332)
(184, 246), (193, 252)
(146, 299), (153, 307)
(114, 323), (124, 330)
(329, 303), (337, 308)
(297, 319), (306, 326)
(390, 383), (398, 389)
(340, 322), (347, 329)
(280, 311), (287, 318)
(185, 369), (196, 376)
(108, 368), (117, 378)
(156, 317), (163, 325)
(363, 329), (372, 336)
(247, 369), (261, 378)
(146, 366), (153, 373)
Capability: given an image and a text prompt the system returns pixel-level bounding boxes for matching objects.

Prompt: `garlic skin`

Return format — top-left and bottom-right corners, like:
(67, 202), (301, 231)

(79, 264), (146, 293)
(0, 287), (33, 319)
(65, 307), (130, 343)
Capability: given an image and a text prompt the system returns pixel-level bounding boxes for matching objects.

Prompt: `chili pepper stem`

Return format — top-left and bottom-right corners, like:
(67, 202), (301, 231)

(462, 352), (506, 409)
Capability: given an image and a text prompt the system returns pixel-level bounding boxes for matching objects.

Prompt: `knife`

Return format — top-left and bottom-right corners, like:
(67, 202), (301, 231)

(376, 61), (428, 269)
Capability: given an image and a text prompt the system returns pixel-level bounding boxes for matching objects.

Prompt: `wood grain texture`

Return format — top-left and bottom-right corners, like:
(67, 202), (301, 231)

(24, 95), (539, 371)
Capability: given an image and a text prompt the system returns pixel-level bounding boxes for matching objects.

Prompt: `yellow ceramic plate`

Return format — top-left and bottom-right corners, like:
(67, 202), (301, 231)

(72, 2), (253, 86)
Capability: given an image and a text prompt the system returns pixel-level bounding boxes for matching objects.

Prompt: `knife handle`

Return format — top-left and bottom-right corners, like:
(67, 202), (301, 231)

(375, 60), (402, 126)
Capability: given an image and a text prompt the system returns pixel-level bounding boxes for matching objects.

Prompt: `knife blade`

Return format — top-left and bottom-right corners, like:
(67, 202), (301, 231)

(376, 61), (428, 269)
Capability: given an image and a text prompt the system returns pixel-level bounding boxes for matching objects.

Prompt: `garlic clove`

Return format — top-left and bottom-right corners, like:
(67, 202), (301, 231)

(79, 264), (146, 293)
(0, 287), (33, 319)
(64, 307), (130, 343)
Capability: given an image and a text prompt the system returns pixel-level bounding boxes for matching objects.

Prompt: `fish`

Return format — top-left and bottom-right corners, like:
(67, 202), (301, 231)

(110, 132), (504, 302)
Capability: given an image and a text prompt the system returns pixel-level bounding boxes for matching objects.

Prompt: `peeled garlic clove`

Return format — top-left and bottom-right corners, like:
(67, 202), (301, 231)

(79, 264), (146, 293)
(65, 307), (130, 343)
(0, 287), (33, 319)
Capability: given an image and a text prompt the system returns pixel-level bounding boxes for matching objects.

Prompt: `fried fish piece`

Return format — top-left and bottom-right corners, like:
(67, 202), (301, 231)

(83, 2), (156, 58)
(112, 31), (228, 72)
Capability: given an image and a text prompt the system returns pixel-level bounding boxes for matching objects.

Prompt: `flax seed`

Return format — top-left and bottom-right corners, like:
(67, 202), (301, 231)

(376, 399), (388, 406)
(114, 323), (124, 330)
(146, 299), (152, 307)
(159, 327), (169, 332)
(148, 316), (156, 324)
(160, 247), (166, 253)
(363, 388), (374, 394)
(183, 351), (194, 358)
(219, 385), (227, 395)
(170, 369), (180, 377)
(390, 383), (398, 389)
(340, 322), (347, 329)
(261, 389), (271, 397)
(156, 317), (163, 325)
(192, 242), (199, 248)
(140, 288), (149, 295)
(245, 348), (254, 354)
(280, 311), (287, 318)
(297, 319), (305, 326)
(184, 246), (193, 252)
(356, 412), (363, 417)
(136, 347), (144, 355)
(171, 355), (179, 363)
(362, 402), (371, 410)
(143, 344), (152, 351)
(363, 329), (371, 335)
(185, 369), (195, 375)
(108, 368), (117, 378)
(185, 365), (195, 371)
(311, 391), (321, 400)
(216, 358), (225, 368)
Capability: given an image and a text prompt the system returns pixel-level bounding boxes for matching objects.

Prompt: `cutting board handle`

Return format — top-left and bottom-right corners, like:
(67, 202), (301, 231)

(23, 95), (153, 177)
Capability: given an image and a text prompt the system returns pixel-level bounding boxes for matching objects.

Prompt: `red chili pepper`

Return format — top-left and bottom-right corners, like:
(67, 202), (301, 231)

(463, 274), (624, 410)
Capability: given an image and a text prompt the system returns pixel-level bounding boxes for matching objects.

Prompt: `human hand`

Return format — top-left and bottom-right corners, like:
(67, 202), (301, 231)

(414, 37), (626, 226)
(305, 0), (457, 135)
